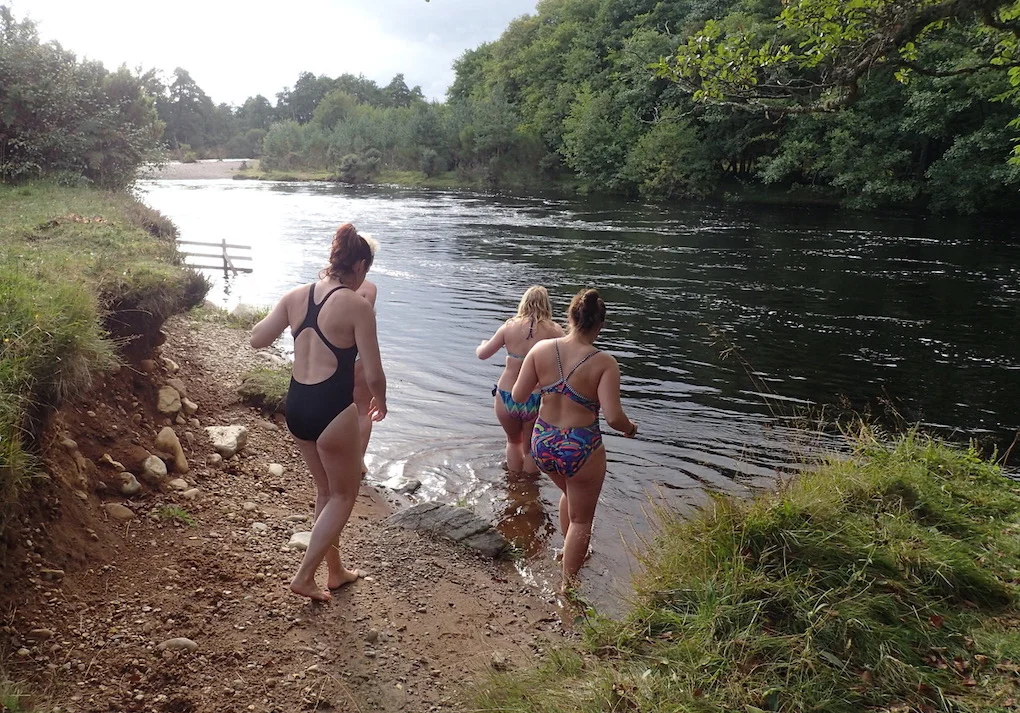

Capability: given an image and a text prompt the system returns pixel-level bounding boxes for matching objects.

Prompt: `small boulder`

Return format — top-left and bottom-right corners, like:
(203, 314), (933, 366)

(387, 503), (509, 558)
(104, 503), (135, 521)
(99, 453), (126, 472)
(157, 386), (182, 415)
(156, 637), (198, 654)
(141, 455), (168, 480)
(204, 425), (248, 459)
(287, 532), (311, 551)
(118, 473), (141, 496)
(155, 427), (188, 474)
(167, 378), (188, 398)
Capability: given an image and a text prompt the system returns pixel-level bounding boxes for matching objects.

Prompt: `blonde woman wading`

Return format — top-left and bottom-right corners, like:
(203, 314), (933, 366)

(477, 286), (565, 475)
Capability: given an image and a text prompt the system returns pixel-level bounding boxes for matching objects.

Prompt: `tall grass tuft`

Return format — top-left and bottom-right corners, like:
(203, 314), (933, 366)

(474, 431), (1020, 713)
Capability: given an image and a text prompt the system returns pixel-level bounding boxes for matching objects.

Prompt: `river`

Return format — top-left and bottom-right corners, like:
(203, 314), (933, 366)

(137, 178), (1020, 608)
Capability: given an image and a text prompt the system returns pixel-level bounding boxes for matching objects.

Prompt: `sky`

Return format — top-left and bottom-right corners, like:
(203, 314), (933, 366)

(15, 0), (538, 106)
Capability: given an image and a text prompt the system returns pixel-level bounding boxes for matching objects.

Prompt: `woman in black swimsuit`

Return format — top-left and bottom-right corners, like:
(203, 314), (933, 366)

(251, 223), (387, 602)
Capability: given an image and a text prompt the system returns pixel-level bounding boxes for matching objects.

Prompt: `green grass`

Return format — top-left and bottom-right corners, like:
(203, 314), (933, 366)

(188, 302), (270, 329)
(475, 430), (1020, 713)
(157, 505), (195, 526)
(0, 182), (207, 535)
(1, 677), (27, 712)
(237, 367), (290, 413)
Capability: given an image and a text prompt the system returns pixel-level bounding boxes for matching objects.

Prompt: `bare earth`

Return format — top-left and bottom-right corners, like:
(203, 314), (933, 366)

(140, 160), (249, 180)
(1, 314), (565, 713)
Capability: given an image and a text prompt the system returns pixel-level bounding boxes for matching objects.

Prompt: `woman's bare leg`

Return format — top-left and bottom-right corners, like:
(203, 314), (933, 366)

(522, 417), (539, 475)
(290, 405), (362, 601)
(353, 360), (372, 474)
(561, 447), (607, 592)
(495, 396), (525, 473)
(292, 439), (346, 585)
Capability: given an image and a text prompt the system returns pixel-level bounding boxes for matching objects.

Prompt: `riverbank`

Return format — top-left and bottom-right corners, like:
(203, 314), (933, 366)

(475, 431), (1020, 712)
(0, 184), (565, 712)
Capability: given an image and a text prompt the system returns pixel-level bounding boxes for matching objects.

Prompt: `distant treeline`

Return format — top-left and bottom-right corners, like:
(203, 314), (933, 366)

(3, 1), (1018, 213)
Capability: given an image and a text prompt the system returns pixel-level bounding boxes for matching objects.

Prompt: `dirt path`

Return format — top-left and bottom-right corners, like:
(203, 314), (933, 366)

(1, 315), (565, 713)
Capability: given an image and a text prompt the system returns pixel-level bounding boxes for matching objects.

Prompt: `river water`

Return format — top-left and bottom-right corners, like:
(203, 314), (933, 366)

(137, 179), (1020, 607)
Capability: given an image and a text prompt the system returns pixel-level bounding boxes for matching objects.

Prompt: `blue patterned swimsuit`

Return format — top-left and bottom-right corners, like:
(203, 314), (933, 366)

(531, 342), (603, 478)
(492, 319), (541, 421)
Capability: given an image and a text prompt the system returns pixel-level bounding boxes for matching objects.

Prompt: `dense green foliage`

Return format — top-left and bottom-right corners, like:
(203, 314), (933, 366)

(153, 0), (1016, 211)
(476, 432), (1020, 712)
(0, 7), (163, 188)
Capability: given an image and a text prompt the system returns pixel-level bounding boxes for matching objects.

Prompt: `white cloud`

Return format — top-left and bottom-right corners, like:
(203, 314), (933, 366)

(14, 0), (536, 105)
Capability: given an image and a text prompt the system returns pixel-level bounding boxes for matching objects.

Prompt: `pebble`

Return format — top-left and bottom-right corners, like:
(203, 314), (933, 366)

(182, 488), (201, 500)
(156, 637), (198, 653)
(284, 514), (309, 523)
(16, 648), (30, 657)
(40, 568), (65, 582)
(252, 522), (268, 533)
(142, 455), (168, 480)
(168, 478), (189, 491)
(243, 502), (257, 512)
(366, 629), (380, 644)
(287, 532), (311, 551)
(268, 463), (284, 478)
(207, 453), (223, 469)
(119, 472), (141, 496)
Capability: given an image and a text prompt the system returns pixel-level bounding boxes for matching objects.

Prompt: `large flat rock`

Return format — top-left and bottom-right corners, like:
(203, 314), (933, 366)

(387, 503), (508, 558)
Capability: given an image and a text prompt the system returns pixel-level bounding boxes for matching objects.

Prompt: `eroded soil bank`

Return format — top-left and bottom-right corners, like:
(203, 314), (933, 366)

(1, 313), (566, 713)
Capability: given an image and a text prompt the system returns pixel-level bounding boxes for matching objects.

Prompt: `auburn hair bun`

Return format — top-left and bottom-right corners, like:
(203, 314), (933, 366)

(322, 223), (374, 280)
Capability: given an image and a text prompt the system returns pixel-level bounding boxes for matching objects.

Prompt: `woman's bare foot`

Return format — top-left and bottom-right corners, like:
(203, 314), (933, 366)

(290, 578), (331, 602)
(327, 567), (364, 591)
(361, 461), (368, 476)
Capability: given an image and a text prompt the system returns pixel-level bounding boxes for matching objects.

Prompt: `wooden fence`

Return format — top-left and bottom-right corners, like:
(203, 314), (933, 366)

(177, 239), (252, 275)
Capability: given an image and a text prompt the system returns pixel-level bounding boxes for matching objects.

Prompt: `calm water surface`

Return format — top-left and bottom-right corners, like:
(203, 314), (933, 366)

(137, 179), (1020, 607)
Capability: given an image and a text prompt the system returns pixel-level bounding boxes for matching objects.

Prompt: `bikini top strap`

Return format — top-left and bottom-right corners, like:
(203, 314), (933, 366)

(553, 340), (565, 380)
(527, 318), (534, 340)
(564, 349), (600, 381)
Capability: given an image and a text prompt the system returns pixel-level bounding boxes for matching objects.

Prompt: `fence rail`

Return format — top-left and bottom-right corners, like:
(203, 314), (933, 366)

(177, 239), (252, 275)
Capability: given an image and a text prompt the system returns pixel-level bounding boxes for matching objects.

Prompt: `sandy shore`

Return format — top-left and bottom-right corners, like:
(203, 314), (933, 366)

(140, 159), (250, 180)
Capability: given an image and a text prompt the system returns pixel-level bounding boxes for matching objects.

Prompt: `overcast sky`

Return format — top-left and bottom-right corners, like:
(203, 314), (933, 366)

(15, 0), (538, 105)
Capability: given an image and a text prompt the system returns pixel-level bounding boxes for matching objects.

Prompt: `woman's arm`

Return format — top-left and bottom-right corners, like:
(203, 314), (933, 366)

(475, 323), (506, 360)
(598, 358), (637, 437)
(353, 300), (387, 421)
(358, 280), (378, 308)
(250, 295), (292, 349)
(511, 349), (540, 403)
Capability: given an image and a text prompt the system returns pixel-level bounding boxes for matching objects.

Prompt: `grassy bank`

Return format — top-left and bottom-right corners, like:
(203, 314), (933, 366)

(477, 431), (1020, 712)
(0, 182), (206, 530)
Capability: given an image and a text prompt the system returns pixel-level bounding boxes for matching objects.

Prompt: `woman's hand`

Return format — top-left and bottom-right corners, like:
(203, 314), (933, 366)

(623, 421), (638, 438)
(369, 397), (387, 422)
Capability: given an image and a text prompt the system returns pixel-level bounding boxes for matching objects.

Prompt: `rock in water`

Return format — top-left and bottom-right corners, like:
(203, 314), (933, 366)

(387, 503), (509, 557)
(204, 425), (248, 458)
(155, 427), (188, 474)
(104, 503), (135, 521)
(156, 637), (198, 653)
(157, 386), (182, 414)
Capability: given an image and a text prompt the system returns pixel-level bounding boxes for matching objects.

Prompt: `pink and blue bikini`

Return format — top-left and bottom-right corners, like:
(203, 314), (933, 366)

(531, 343), (603, 478)
(492, 319), (541, 421)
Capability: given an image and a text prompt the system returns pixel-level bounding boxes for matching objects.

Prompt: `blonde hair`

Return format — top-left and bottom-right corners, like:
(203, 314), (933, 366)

(360, 232), (379, 256)
(515, 285), (553, 323)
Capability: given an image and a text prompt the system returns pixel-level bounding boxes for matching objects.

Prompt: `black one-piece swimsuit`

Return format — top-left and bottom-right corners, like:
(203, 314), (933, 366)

(285, 284), (359, 441)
